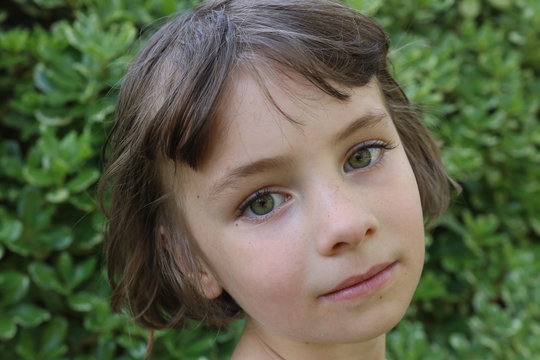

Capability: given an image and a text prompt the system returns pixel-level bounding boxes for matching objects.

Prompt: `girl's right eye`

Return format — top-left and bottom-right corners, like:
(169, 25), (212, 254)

(239, 191), (289, 219)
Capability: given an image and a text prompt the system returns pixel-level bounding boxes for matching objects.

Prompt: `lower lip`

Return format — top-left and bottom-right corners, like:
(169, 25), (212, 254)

(320, 262), (397, 301)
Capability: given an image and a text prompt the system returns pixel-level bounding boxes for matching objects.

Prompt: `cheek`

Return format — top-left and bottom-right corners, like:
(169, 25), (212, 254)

(375, 152), (425, 253)
(205, 225), (310, 320)
(389, 160), (426, 268)
(387, 152), (424, 226)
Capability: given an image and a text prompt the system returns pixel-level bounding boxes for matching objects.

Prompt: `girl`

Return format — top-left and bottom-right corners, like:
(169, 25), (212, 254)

(99, 0), (453, 358)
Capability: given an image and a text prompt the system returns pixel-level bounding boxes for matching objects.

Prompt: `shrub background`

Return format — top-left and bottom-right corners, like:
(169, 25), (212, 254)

(0, 0), (538, 358)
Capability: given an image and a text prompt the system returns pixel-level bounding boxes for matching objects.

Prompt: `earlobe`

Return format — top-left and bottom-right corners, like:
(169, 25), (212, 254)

(199, 262), (223, 299)
(159, 225), (222, 299)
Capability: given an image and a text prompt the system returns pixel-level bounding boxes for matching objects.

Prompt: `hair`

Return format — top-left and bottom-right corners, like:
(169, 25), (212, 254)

(98, 0), (454, 331)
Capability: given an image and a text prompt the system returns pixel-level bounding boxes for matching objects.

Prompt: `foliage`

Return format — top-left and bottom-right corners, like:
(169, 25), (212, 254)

(1, 0), (538, 358)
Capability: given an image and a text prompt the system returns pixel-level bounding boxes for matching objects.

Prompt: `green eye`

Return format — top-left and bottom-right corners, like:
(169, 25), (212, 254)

(249, 194), (276, 216)
(242, 192), (288, 218)
(345, 146), (384, 170)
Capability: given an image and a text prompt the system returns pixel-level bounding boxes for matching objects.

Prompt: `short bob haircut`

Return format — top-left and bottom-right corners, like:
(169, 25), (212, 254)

(99, 0), (454, 330)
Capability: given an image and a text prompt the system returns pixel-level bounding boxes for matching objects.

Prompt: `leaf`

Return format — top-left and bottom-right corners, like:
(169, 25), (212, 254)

(95, 338), (116, 360)
(0, 215), (23, 243)
(0, 271), (30, 306)
(56, 252), (73, 283)
(0, 313), (17, 340)
(22, 164), (61, 187)
(40, 317), (68, 358)
(68, 292), (95, 312)
(488, 0), (511, 10)
(83, 298), (122, 332)
(414, 271), (446, 300)
(69, 192), (96, 212)
(28, 261), (65, 294)
(59, 131), (79, 162)
(41, 226), (73, 251)
(459, 0), (481, 19)
(17, 187), (50, 231)
(33, 63), (55, 93)
(68, 257), (97, 289)
(66, 168), (100, 193)
(35, 110), (72, 126)
(12, 304), (51, 328)
(184, 336), (215, 356)
(45, 188), (70, 203)
(15, 328), (39, 360)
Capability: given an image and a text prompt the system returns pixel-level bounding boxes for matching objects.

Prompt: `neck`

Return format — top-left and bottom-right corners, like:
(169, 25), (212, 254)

(231, 320), (387, 360)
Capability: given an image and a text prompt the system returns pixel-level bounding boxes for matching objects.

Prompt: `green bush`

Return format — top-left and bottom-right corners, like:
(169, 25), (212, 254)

(1, 0), (538, 358)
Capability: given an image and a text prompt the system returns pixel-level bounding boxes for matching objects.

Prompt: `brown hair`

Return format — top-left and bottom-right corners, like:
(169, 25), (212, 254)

(99, 0), (454, 330)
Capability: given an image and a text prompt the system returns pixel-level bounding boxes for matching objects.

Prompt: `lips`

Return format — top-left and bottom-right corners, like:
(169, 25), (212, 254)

(319, 261), (397, 301)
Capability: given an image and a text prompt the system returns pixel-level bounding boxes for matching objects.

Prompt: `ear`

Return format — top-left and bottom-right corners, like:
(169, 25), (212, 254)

(198, 261), (223, 299)
(159, 225), (223, 299)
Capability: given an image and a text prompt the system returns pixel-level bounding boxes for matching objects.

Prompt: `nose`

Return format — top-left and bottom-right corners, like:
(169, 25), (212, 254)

(311, 181), (379, 257)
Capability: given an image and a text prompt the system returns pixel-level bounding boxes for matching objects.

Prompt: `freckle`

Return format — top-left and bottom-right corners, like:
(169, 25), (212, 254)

(379, 295), (383, 300)
(196, 194), (200, 199)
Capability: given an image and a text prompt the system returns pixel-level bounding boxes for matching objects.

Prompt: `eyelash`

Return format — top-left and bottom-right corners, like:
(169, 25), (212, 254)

(235, 139), (396, 220)
(344, 139), (396, 172)
(236, 188), (289, 221)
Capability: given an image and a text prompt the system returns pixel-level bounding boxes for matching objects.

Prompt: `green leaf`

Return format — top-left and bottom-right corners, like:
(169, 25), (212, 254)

(0, 271), (30, 306)
(56, 252), (73, 283)
(12, 304), (51, 328)
(17, 187), (51, 231)
(42, 226), (73, 251)
(95, 338), (116, 360)
(84, 298), (122, 332)
(69, 192), (96, 212)
(15, 328), (39, 360)
(33, 63), (55, 93)
(0, 215), (23, 243)
(488, 0), (511, 9)
(0, 313), (17, 340)
(22, 164), (62, 187)
(35, 109), (73, 126)
(40, 317), (68, 358)
(68, 257), (97, 289)
(67, 168), (100, 193)
(459, 0), (481, 19)
(184, 336), (215, 356)
(28, 261), (65, 294)
(414, 271), (446, 300)
(68, 292), (95, 312)
(45, 187), (70, 203)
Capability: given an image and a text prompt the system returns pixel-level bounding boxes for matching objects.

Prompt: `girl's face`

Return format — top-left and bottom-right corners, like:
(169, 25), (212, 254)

(175, 73), (425, 355)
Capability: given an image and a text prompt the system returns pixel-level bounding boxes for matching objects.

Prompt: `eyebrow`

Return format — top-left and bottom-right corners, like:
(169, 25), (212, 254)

(333, 112), (387, 144)
(209, 112), (387, 199)
(210, 156), (293, 200)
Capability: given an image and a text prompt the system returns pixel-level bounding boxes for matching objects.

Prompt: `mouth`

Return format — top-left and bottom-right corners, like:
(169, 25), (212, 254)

(319, 261), (397, 301)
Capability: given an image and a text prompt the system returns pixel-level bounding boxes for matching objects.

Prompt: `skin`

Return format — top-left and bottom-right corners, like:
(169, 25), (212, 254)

(173, 72), (425, 359)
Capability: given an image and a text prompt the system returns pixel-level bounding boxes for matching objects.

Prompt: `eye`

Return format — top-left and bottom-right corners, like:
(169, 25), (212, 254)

(344, 141), (394, 171)
(239, 191), (288, 219)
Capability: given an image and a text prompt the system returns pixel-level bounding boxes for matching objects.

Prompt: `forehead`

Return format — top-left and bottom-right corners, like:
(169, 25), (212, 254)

(198, 71), (389, 168)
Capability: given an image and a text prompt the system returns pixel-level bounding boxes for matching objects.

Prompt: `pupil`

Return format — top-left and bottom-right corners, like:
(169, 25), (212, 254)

(251, 194), (274, 215)
(350, 149), (372, 168)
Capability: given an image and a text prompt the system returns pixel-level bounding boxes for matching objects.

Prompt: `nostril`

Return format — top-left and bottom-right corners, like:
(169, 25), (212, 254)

(365, 227), (375, 237)
(331, 241), (349, 252)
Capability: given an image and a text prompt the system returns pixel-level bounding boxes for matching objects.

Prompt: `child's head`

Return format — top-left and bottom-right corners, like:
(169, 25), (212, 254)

(100, 0), (451, 350)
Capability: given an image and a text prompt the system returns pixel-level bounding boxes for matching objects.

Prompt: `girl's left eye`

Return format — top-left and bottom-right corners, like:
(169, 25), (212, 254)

(344, 141), (393, 171)
(239, 191), (288, 219)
